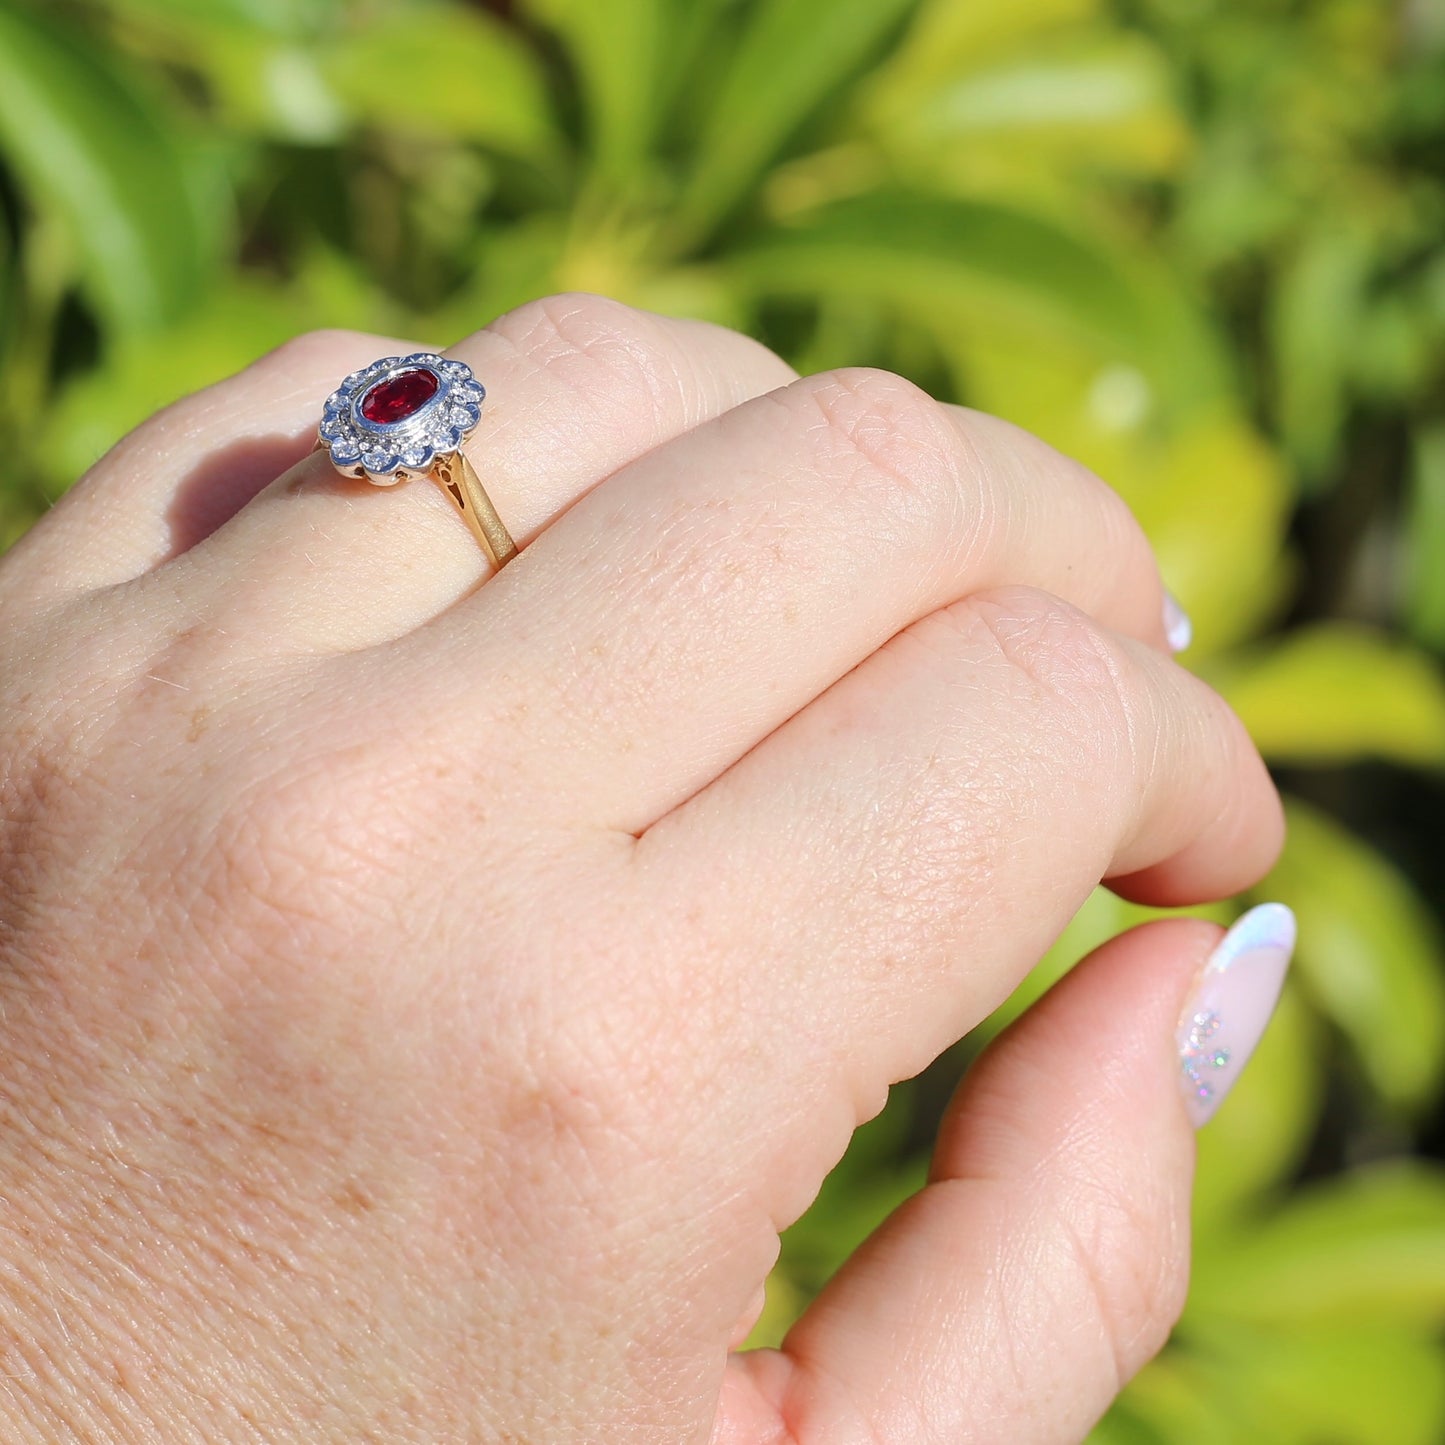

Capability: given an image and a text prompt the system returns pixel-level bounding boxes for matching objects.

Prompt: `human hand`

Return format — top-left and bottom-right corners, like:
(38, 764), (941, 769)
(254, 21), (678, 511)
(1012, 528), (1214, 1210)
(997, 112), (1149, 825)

(0, 294), (1286, 1442)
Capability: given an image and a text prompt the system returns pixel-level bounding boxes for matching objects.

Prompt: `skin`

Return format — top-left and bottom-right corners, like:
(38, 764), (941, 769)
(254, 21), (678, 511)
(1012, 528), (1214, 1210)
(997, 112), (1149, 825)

(0, 294), (1283, 1443)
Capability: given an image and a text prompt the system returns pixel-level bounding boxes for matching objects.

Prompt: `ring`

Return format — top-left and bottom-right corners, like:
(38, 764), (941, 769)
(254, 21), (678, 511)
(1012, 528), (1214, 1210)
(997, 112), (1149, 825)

(315, 353), (518, 570)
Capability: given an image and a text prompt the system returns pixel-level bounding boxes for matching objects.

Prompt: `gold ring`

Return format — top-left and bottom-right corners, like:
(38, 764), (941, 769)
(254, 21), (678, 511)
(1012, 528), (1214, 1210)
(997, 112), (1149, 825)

(315, 353), (518, 570)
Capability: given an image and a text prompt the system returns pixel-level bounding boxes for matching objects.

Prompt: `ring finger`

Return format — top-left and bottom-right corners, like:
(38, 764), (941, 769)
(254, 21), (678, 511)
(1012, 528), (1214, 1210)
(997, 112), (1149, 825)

(13, 294), (798, 652)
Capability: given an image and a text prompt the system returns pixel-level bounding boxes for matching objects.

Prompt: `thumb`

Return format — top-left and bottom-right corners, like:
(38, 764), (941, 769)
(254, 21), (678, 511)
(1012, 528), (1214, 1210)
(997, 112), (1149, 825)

(715, 904), (1295, 1445)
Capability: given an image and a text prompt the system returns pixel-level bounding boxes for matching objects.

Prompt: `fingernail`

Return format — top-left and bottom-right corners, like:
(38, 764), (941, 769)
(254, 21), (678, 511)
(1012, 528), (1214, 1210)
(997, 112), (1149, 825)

(1163, 589), (1193, 653)
(1176, 903), (1296, 1128)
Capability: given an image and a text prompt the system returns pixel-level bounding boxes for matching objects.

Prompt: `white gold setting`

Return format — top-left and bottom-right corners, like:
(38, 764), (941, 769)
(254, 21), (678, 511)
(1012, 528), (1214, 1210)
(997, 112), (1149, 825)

(317, 352), (486, 485)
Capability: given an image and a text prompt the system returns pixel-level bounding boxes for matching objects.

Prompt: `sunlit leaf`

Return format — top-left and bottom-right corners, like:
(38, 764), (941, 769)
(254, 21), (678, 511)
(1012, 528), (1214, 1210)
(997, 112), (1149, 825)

(883, 0), (1098, 92)
(728, 190), (1162, 360)
(865, 32), (1190, 197)
(324, 5), (560, 162)
(946, 337), (1292, 653)
(1128, 415), (1295, 654)
(973, 888), (1189, 1046)
(1211, 623), (1445, 769)
(42, 260), (404, 487)
(425, 213), (570, 341)
(1260, 799), (1445, 1109)
(743, 1267), (806, 1351)
(673, 0), (919, 245)
(1112, 1352), (1237, 1444)
(0, 0), (222, 331)
(1404, 426), (1445, 653)
(1086, 1409), (1170, 1445)
(1269, 228), (1372, 487)
(772, 1096), (927, 1294)
(1195, 1324), (1445, 1445)
(0, 196), (14, 366)
(98, 0), (340, 35)
(746, 1091), (927, 1347)
(520, 0), (666, 185)
(1189, 1164), (1445, 1328)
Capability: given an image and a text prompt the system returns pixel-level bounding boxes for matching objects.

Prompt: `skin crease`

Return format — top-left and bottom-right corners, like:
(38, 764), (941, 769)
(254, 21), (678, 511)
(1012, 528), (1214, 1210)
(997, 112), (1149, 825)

(0, 294), (1284, 1443)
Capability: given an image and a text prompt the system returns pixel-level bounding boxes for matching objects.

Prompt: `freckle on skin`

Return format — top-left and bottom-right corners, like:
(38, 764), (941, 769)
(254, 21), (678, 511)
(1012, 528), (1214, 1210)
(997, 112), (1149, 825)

(332, 1179), (375, 1216)
(187, 706), (211, 743)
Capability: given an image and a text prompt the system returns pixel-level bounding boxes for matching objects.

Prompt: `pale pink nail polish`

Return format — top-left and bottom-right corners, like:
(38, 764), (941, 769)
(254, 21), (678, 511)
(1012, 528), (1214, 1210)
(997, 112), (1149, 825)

(1163, 590), (1193, 654)
(1176, 903), (1296, 1128)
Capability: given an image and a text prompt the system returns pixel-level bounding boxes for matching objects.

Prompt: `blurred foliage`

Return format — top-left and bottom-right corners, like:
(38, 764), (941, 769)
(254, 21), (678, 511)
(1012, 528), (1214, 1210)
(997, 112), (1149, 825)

(1, 0), (1444, 1439)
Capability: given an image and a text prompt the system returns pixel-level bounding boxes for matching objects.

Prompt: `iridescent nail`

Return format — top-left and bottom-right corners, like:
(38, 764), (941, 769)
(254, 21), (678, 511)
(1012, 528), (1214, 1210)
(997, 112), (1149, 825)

(1163, 589), (1193, 654)
(1176, 903), (1296, 1128)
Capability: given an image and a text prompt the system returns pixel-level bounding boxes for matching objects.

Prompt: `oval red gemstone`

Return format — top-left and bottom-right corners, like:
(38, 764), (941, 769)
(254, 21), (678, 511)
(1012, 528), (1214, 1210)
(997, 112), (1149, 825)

(360, 368), (439, 425)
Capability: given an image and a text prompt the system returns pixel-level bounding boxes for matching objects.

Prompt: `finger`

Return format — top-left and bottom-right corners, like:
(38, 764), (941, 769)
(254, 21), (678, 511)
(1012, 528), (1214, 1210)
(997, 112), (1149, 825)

(714, 910), (1295, 1445)
(158, 294), (798, 652)
(403, 368), (1178, 832)
(636, 587), (1281, 1191)
(1, 329), (419, 603)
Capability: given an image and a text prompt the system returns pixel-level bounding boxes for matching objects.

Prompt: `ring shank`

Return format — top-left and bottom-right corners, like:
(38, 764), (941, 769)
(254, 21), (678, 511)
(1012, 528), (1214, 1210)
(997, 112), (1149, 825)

(431, 451), (519, 570)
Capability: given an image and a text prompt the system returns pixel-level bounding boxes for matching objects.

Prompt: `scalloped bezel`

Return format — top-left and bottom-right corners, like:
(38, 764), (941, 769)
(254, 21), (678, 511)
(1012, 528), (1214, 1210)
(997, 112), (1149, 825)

(317, 352), (486, 485)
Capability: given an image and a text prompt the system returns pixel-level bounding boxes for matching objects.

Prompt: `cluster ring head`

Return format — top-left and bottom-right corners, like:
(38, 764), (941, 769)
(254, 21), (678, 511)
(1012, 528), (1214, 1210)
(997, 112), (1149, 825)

(317, 352), (486, 485)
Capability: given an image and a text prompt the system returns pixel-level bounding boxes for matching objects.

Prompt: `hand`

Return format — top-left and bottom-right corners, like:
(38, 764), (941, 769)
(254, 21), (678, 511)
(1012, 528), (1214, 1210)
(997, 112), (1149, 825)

(0, 294), (1283, 1442)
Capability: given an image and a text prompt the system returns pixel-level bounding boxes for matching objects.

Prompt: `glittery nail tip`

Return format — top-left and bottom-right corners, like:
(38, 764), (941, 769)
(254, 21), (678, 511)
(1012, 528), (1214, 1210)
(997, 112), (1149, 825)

(1162, 590), (1193, 654)
(1176, 903), (1296, 1129)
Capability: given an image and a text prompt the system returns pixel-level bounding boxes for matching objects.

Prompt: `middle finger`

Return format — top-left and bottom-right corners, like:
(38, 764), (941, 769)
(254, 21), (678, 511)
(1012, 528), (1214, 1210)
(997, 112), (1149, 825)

(624, 588), (1278, 1217)
(402, 367), (1176, 832)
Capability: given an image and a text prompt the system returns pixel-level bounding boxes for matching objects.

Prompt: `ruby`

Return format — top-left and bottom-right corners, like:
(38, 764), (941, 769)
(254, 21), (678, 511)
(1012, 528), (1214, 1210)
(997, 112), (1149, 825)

(360, 368), (439, 425)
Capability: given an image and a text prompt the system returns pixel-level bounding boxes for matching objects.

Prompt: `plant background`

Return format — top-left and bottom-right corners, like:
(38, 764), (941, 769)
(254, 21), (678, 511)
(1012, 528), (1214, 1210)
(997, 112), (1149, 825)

(1, 0), (1444, 1438)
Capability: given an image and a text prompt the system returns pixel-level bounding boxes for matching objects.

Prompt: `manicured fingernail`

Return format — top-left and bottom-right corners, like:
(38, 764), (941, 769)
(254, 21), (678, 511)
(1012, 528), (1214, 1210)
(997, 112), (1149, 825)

(1163, 589), (1193, 653)
(1176, 903), (1295, 1128)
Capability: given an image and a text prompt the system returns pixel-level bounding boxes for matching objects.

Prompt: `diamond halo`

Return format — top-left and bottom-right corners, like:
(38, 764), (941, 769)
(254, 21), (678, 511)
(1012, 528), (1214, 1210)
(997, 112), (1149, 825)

(318, 352), (486, 485)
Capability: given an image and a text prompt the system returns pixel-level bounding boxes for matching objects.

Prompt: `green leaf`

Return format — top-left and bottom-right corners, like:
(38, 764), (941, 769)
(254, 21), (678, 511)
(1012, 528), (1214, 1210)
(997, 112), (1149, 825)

(324, 5), (560, 162)
(1085, 1409), (1169, 1445)
(1197, 1324), (1445, 1445)
(521, 0), (666, 185)
(1269, 228), (1372, 486)
(773, 1094), (927, 1293)
(1210, 623), (1445, 769)
(673, 0), (919, 244)
(728, 190), (1159, 359)
(1259, 799), (1445, 1110)
(1113, 1352), (1237, 1444)
(1188, 1163), (1445, 1327)
(865, 32), (1190, 189)
(41, 259), (404, 488)
(882, 0), (1100, 92)
(975, 888), (1198, 1046)
(1404, 426), (1445, 653)
(750, 1087), (927, 1346)
(0, 0), (221, 331)
(97, 0), (341, 35)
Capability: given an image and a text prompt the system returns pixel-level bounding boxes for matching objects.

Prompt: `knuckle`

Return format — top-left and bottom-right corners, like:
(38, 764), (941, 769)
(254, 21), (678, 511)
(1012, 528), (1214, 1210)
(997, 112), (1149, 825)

(173, 735), (436, 961)
(491, 291), (690, 422)
(801, 367), (965, 539)
(1051, 1176), (1190, 1386)
(958, 586), (1143, 773)
(491, 966), (677, 1194)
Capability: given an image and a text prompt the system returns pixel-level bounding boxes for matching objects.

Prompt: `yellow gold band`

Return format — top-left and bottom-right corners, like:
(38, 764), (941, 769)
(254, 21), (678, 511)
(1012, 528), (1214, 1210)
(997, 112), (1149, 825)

(431, 449), (518, 570)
